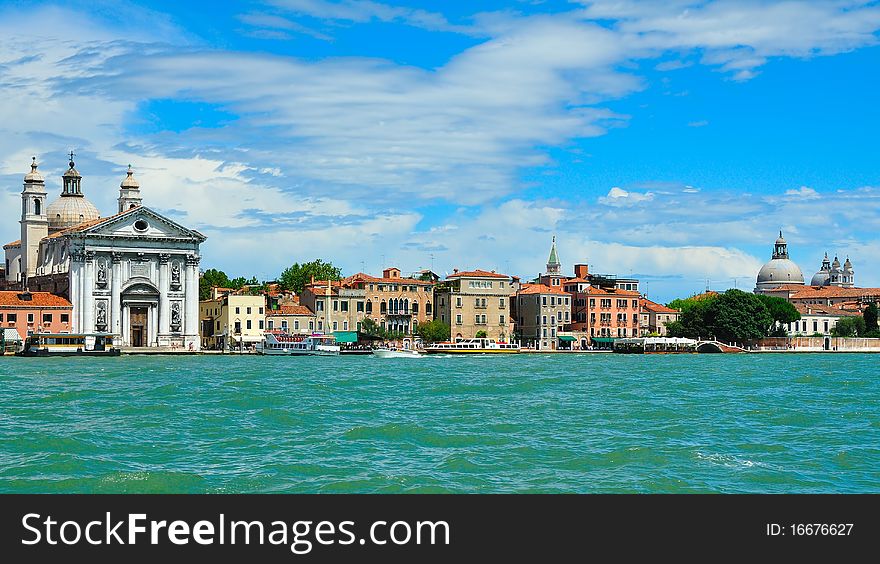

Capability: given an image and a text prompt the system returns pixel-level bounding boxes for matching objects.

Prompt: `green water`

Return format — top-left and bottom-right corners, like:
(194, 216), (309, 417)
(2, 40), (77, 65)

(0, 354), (877, 493)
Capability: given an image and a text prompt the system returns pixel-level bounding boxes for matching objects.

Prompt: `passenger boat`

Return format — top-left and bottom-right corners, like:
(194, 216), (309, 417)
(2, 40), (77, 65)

(257, 332), (340, 356)
(16, 333), (120, 357)
(373, 347), (423, 359)
(423, 337), (521, 354)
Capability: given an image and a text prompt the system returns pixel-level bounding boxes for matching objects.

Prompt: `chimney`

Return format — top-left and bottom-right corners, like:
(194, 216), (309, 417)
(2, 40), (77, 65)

(453, 268), (459, 274)
(574, 264), (589, 278)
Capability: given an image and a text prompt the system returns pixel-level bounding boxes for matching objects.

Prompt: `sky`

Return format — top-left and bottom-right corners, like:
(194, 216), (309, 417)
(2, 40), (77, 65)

(0, 0), (878, 303)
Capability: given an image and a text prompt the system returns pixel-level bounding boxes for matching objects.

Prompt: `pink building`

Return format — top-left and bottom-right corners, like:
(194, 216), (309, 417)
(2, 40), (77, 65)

(0, 291), (73, 339)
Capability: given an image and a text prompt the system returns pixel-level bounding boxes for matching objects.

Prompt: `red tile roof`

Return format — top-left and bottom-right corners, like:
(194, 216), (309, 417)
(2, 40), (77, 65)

(793, 303), (862, 317)
(585, 287), (640, 297)
(267, 304), (314, 316)
(518, 283), (568, 296)
(446, 269), (510, 279)
(3, 239), (21, 249)
(788, 286), (880, 299)
(641, 298), (678, 314)
(343, 272), (433, 285)
(0, 291), (72, 308)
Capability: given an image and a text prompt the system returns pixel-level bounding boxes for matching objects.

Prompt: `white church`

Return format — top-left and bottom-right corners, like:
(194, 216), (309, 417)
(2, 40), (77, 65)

(3, 154), (206, 349)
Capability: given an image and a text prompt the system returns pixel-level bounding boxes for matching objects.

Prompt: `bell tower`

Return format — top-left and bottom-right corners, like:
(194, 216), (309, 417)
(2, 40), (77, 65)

(20, 157), (48, 283)
(118, 164), (143, 212)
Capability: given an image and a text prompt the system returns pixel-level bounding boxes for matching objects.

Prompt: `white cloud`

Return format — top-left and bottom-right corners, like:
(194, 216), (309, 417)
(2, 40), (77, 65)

(267, 0), (480, 35)
(784, 186), (821, 200)
(598, 186), (655, 206)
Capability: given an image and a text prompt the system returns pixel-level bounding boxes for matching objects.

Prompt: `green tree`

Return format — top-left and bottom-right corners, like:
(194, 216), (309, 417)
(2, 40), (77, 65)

(756, 294), (801, 325)
(475, 330), (488, 338)
(831, 317), (866, 337)
(414, 320), (450, 343)
(667, 296), (717, 339)
(360, 317), (381, 336)
(864, 303), (879, 333)
(279, 259), (342, 294)
(199, 268), (231, 300)
(705, 289), (774, 342)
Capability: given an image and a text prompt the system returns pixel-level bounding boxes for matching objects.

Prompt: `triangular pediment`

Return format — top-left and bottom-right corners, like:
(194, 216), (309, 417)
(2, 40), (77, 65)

(79, 207), (206, 242)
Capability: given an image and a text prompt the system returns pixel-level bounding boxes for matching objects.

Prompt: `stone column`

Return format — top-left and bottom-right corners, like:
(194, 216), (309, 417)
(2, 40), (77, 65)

(83, 250), (96, 332)
(149, 304), (158, 347)
(69, 252), (81, 333)
(111, 252), (122, 337)
(158, 253), (170, 342)
(184, 255), (200, 349)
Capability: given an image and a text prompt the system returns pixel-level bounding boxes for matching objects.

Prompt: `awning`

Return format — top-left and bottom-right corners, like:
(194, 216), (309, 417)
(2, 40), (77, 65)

(333, 331), (359, 343)
(591, 337), (617, 343)
(558, 335), (576, 342)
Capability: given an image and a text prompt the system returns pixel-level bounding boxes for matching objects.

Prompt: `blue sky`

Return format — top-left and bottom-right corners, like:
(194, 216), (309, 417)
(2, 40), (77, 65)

(1, 0), (879, 302)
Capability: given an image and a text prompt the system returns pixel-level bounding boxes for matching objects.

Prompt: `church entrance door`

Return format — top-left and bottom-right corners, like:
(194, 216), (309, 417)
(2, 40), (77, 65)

(131, 307), (148, 347)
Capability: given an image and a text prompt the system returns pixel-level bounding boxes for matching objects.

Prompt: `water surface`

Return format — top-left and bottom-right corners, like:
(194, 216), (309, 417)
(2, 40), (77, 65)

(0, 354), (877, 493)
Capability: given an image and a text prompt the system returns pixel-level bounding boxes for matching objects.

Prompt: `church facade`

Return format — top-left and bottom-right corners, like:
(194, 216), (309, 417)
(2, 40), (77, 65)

(4, 156), (206, 349)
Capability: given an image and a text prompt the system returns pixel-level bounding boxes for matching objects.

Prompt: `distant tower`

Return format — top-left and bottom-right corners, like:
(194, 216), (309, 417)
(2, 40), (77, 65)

(842, 257), (854, 288)
(810, 253), (832, 286)
(118, 164), (142, 212)
(19, 157), (48, 283)
(829, 256), (842, 286)
(546, 236), (561, 275)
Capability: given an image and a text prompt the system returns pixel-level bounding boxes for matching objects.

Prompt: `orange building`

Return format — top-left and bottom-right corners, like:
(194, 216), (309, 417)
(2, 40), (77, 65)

(0, 291), (73, 339)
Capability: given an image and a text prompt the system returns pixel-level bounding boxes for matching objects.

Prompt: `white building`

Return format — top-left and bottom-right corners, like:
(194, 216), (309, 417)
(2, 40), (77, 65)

(4, 156), (206, 349)
(785, 304), (861, 336)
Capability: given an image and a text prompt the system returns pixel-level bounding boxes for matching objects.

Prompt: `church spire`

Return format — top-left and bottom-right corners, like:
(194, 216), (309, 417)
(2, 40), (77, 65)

(546, 235), (561, 275)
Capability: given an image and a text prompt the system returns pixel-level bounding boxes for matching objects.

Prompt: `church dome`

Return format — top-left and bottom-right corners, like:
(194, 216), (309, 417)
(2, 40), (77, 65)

(757, 259), (804, 287)
(47, 195), (100, 231)
(46, 153), (101, 232)
(810, 270), (830, 286)
(755, 230), (804, 291)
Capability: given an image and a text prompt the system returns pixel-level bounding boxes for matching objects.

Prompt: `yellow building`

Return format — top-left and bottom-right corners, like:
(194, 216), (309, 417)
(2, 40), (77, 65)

(435, 269), (516, 341)
(199, 292), (266, 350)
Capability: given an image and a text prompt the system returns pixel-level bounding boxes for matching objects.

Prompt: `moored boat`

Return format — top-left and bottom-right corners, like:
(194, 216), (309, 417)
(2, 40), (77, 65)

(423, 337), (520, 354)
(257, 332), (340, 356)
(16, 333), (120, 357)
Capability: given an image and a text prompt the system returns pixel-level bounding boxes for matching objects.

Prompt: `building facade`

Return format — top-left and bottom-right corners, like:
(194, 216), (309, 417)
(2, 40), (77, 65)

(200, 293), (266, 349)
(0, 291), (73, 339)
(639, 298), (680, 336)
(514, 283), (571, 350)
(265, 304), (316, 335)
(4, 157), (206, 349)
(785, 304), (861, 336)
(435, 269), (516, 340)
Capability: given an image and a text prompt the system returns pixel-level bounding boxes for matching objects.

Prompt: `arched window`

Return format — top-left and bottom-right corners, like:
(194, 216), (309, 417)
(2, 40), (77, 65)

(366, 301), (373, 314)
(34, 198), (41, 216)
(425, 302), (432, 315)
(403, 299), (409, 314)
(412, 301), (419, 315)
(380, 301), (387, 314)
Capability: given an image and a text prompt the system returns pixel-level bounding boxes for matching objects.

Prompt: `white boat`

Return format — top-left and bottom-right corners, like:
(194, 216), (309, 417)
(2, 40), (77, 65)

(17, 333), (120, 357)
(423, 337), (521, 354)
(373, 347), (423, 359)
(258, 332), (340, 356)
